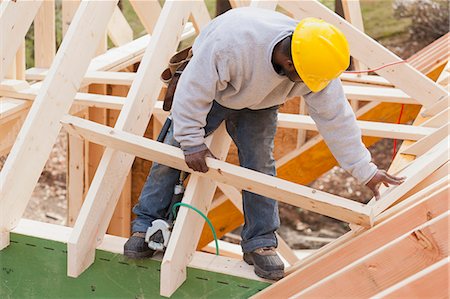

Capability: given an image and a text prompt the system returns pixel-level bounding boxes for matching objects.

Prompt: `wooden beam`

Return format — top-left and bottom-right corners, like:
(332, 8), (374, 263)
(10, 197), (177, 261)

(61, 115), (373, 226)
(340, 73), (392, 87)
(341, 0), (366, 110)
(343, 85), (416, 104)
(278, 113), (434, 140)
(66, 0), (196, 278)
(253, 182), (449, 298)
(26, 68), (136, 86)
(34, 0), (55, 68)
(292, 212), (449, 298)
(0, 1), (117, 250)
(420, 107), (449, 128)
(0, 0), (42, 80)
(372, 258), (449, 299)
(401, 123), (450, 156)
(278, 0), (448, 111)
(107, 6), (133, 46)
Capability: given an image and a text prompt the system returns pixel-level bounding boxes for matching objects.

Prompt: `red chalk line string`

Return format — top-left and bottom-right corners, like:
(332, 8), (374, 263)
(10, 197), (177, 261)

(343, 60), (408, 74)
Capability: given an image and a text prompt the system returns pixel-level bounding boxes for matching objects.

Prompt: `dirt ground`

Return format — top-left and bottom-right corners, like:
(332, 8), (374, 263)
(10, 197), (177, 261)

(0, 33), (428, 250)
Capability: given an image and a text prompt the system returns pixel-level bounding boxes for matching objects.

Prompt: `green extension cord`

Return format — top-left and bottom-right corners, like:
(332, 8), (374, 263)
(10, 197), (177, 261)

(172, 202), (219, 255)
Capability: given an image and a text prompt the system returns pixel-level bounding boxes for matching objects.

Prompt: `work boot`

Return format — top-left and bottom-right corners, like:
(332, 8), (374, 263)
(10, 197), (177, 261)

(123, 232), (155, 259)
(243, 247), (284, 280)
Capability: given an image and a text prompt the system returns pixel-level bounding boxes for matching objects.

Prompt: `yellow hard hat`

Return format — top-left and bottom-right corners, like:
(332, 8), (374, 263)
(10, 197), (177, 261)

(291, 18), (350, 92)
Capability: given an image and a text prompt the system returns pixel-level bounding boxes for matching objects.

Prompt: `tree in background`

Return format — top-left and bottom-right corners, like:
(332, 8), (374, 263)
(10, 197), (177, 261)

(394, 0), (449, 44)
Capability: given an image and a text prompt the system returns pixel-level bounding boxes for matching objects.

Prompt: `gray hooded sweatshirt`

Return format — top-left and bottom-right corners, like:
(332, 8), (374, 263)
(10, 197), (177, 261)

(172, 7), (377, 184)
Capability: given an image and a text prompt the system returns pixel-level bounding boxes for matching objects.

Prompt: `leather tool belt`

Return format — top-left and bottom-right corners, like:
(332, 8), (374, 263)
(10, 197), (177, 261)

(160, 46), (193, 111)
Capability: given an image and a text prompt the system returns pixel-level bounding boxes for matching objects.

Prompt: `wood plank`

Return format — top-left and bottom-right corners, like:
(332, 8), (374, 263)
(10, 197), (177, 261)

(420, 107), (449, 128)
(401, 123), (450, 156)
(66, 0), (196, 278)
(0, 1), (117, 250)
(26, 68), (136, 86)
(292, 212), (449, 298)
(161, 123), (232, 297)
(34, 0), (55, 68)
(0, 0), (42, 80)
(61, 115), (373, 226)
(372, 258), (449, 299)
(343, 85), (416, 104)
(279, 0), (448, 111)
(254, 183), (449, 298)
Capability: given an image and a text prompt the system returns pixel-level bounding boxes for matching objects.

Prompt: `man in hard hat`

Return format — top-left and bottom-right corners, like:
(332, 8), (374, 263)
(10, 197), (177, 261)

(124, 7), (405, 280)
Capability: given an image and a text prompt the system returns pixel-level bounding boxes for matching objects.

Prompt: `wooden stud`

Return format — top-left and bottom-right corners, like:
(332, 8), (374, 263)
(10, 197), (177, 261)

(34, 0), (55, 68)
(61, 115), (373, 226)
(341, 0), (366, 111)
(0, 0), (42, 80)
(66, 0), (198, 278)
(0, 1), (118, 250)
(292, 212), (449, 298)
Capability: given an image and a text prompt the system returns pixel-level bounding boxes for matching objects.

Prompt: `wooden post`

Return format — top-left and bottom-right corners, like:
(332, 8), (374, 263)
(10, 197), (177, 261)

(0, 0), (42, 80)
(34, 0), (55, 68)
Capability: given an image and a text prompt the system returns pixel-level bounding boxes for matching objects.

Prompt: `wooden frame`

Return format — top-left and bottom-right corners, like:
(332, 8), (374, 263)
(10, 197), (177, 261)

(1, 1), (448, 297)
(0, 1), (118, 250)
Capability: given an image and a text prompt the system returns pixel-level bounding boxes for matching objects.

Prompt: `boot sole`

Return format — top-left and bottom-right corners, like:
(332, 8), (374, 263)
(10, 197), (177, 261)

(124, 249), (155, 259)
(243, 254), (284, 281)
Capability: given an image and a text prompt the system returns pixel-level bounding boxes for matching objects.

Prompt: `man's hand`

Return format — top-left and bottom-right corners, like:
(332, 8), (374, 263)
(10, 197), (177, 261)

(184, 148), (217, 173)
(366, 170), (406, 200)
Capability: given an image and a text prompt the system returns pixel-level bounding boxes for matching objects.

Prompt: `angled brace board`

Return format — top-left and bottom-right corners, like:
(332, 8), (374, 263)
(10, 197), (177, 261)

(401, 123), (450, 156)
(0, 1), (118, 250)
(276, 0), (447, 111)
(66, 0), (207, 278)
(61, 115), (373, 226)
(0, 0), (42, 80)
(292, 212), (449, 298)
(161, 124), (231, 297)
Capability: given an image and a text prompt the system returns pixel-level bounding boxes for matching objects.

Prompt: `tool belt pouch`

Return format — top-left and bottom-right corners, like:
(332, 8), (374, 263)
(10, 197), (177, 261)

(160, 46), (193, 111)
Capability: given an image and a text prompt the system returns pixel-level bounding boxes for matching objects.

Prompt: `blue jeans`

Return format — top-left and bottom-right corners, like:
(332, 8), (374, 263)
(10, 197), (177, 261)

(132, 101), (280, 253)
